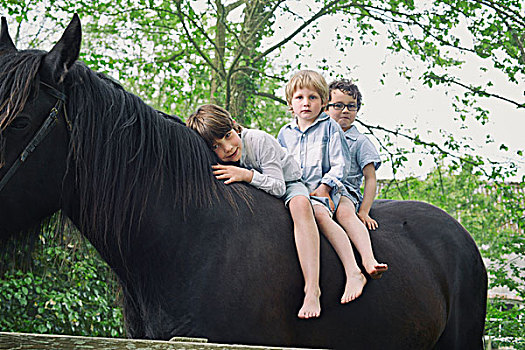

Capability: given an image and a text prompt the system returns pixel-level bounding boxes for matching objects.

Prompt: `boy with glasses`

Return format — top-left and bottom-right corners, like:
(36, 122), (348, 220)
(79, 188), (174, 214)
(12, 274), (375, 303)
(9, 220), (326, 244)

(326, 79), (387, 278)
(278, 70), (387, 310)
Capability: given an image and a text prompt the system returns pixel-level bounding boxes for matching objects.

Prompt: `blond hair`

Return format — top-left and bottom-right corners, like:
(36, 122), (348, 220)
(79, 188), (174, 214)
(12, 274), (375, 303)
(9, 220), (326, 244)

(285, 70), (329, 109)
(187, 104), (242, 148)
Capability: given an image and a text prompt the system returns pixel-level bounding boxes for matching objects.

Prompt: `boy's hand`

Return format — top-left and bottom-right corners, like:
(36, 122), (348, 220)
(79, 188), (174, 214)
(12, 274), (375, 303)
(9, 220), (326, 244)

(310, 184), (334, 211)
(212, 164), (253, 184)
(357, 212), (378, 230)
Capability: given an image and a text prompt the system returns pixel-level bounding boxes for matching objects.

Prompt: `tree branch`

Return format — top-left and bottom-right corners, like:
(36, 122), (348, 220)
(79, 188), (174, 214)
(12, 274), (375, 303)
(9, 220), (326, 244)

(474, 0), (525, 63)
(346, 4), (477, 54)
(230, 0), (285, 69)
(428, 73), (525, 109)
(253, 91), (287, 105)
(252, 0), (342, 63)
(154, 50), (186, 63)
(225, 0), (246, 13)
(173, 2), (224, 79)
(230, 65), (287, 82)
(476, 0), (525, 28)
(225, 1), (285, 107)
(356, 119), (507, 179)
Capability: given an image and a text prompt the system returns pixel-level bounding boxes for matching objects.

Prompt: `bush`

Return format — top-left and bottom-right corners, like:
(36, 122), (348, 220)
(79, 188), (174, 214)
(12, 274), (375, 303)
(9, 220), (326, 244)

(0, 229), (124, 337)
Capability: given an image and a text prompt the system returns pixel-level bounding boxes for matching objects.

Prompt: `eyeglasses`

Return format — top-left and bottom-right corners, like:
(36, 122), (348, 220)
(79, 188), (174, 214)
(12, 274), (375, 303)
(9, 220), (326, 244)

(327, 102), (358, 111)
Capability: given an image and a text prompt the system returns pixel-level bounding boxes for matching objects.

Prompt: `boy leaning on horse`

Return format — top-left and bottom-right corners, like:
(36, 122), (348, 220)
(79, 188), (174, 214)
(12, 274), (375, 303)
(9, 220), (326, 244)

(188, 70), (387, 319)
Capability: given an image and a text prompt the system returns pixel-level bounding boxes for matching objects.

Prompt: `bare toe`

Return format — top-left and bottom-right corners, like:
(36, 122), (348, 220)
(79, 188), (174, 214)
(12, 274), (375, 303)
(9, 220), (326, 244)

(368, 263), (388, 280)
(298, 293), (321, 319)
(341, 272), (367, 304)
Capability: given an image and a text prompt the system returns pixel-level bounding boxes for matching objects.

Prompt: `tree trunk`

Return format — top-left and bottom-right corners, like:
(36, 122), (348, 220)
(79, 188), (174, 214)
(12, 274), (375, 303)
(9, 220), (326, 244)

(226, 1), (269, 124)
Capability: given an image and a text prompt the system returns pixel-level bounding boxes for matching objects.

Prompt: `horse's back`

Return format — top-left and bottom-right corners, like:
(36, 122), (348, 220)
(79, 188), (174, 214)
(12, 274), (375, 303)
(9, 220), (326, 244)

(282, 199), (486, 349)
(223, 198), (487, 349)
(201, 197), (488, 349)
(137, 189), (488, 349)
(364, 200), (487, 349)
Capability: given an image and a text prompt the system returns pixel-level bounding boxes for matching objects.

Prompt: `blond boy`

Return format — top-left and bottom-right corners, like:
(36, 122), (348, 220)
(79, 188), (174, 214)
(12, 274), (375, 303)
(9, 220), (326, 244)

(278, 70), (386, 303)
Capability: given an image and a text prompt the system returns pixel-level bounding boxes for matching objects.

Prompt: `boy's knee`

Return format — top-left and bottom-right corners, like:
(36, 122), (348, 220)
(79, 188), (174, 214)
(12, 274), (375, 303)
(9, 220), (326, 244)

(313, 205), (331, 222)
(336, 198), (355, 217)
(335, 206), (350, 220)
(290, 195), (312, 211)
(290, 195), (310, 206)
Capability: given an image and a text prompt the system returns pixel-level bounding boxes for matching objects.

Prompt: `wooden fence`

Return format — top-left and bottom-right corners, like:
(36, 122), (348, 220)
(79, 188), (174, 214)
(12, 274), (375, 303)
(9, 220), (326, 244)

(0, 332), (324, 350)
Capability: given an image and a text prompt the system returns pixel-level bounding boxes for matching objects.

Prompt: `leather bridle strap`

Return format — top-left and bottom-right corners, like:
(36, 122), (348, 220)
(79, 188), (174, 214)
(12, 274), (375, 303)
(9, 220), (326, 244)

(0, 83), (66, 193)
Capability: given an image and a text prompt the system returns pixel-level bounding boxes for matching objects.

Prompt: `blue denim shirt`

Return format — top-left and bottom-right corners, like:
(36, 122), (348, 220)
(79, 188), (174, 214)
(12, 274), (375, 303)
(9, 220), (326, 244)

(342, 125), (381, 204)
(277, 112), (350, 194)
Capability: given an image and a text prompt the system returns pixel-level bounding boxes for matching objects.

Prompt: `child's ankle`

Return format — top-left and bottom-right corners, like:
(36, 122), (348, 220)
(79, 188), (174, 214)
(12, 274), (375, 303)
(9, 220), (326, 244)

(304, 285), (321, 297)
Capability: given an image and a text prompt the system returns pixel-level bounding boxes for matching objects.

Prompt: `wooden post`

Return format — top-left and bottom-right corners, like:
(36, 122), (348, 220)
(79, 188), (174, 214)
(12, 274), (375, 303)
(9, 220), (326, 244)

(0, 332), (326, 349)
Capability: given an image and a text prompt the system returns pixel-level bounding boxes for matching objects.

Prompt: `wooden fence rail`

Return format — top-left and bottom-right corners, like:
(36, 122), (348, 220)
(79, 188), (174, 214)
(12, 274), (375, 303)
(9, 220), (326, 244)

(0, 332), (324, 350)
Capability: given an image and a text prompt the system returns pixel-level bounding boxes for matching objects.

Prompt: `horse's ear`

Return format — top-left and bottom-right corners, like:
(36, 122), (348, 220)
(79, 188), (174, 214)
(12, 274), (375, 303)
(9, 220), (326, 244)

(0, 17), (17, 53)
(43, 14), (82, 83)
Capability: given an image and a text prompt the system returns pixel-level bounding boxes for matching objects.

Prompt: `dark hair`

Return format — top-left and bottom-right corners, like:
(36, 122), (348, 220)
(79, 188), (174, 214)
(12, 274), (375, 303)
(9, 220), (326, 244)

(186, 104), (242, 148)
(328, 79), (362, 111)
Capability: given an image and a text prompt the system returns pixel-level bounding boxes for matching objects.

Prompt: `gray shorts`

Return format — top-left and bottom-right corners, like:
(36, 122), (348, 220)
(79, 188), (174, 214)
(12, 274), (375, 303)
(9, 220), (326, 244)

(310, 191), (342, 217)
(341, 187), (361, 212)
(283, 181), (343, 217)
(282, 180), (310, 206)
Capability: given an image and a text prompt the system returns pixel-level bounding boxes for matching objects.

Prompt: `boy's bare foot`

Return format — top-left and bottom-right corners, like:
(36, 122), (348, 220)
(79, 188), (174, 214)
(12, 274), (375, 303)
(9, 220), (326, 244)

(364, 262), (388, 280)
(298, 292), (321, 319)
(341, 272), (367, 304)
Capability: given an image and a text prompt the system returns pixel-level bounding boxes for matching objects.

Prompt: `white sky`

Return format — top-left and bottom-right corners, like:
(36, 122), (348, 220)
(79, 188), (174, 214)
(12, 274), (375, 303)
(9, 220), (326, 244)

(268, 4), (524, 181)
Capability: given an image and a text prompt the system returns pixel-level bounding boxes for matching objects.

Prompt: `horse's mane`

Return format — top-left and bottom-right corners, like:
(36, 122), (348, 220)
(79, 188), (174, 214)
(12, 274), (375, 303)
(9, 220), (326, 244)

(0, 50), (251, 254)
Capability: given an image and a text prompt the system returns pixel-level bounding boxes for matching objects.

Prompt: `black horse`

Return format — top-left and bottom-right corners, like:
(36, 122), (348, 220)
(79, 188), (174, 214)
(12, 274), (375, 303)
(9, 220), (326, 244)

(0, 15), (487, 349)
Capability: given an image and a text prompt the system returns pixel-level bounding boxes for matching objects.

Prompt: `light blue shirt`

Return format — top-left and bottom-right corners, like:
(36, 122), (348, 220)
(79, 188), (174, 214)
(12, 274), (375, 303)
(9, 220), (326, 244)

(240, 128), (302, 198)
(342, 125), (381, 204)
(277, 112), (350, 194)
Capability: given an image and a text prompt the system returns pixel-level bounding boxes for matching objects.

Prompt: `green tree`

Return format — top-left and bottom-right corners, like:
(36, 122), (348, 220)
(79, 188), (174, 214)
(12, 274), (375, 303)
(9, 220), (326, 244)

(3, 0), (522, 180)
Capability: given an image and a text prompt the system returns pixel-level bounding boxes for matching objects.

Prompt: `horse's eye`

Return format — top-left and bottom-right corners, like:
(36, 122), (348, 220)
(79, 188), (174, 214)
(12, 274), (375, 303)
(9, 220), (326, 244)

(8, 117), (31, 131)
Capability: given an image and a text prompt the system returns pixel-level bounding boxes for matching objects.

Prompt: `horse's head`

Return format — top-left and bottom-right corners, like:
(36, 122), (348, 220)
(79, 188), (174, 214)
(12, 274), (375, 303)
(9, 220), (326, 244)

(0, 15), (81, 240)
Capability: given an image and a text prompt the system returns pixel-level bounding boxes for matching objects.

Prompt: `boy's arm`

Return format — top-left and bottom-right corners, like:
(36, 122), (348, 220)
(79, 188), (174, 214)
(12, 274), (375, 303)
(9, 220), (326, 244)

(310, 183), (332, 197)
(319, 123), (349, 193)
(357, 163), (378, 230)
(311, 123), (349, 210)
(212, 157), (286, 197)
(249, 144), (286, 197)
(219, 131), (287, 197)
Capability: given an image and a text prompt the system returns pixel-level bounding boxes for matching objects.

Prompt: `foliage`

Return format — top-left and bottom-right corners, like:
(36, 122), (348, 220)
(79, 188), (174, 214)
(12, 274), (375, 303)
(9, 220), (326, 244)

(2, 2), (523, 110)
(0, 221), (124, 338)
(1, 0), (522, 188)
(378, 163), (525, 348)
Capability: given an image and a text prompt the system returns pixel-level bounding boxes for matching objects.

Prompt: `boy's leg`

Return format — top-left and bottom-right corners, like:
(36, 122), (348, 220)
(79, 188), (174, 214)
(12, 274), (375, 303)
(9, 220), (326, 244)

(289, 195), (321, 319)
(313, 205), (366, 303)
(335, 196), (388, 279)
